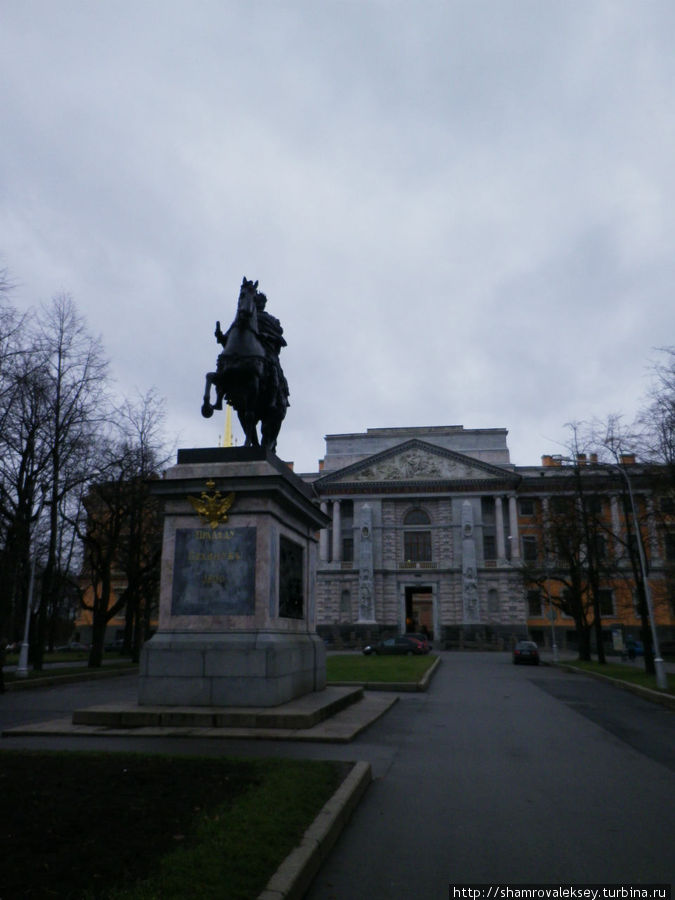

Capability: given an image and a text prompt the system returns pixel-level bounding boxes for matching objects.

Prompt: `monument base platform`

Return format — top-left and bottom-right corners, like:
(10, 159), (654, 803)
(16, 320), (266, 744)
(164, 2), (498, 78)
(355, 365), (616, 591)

(74, 685), (362, 730)
(2, 687), (398, 744)
(138, 631), (326, 708)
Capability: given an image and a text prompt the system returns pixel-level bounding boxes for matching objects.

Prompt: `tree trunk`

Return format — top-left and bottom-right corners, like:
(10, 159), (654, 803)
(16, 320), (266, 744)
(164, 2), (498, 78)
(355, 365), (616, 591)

(577, 625), (592, 661)
(88, 613), (106, 668)
(592, 599), (606, 664)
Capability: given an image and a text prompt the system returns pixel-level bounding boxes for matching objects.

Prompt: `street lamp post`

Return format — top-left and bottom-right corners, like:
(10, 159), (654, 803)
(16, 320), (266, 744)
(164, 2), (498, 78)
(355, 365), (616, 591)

(16, 485), (48, 679)
(609, 462), (668, 691)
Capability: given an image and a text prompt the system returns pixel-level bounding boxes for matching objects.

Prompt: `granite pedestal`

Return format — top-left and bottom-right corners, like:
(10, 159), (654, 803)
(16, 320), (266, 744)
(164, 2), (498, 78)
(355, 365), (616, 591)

(138, 448), (330, 707)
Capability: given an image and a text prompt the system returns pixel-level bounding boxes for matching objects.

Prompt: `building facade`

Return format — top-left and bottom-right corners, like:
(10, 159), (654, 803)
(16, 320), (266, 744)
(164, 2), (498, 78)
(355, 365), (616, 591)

(305, 425), (675, 651)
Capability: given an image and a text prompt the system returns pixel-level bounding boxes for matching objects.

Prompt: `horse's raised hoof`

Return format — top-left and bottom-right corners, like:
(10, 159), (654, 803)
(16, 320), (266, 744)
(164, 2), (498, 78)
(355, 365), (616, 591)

(201, 402), (214, 419)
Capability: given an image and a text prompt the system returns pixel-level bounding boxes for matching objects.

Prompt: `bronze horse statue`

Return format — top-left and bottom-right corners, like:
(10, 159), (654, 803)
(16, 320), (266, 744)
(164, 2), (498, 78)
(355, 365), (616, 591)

(201, 277), (288, 452)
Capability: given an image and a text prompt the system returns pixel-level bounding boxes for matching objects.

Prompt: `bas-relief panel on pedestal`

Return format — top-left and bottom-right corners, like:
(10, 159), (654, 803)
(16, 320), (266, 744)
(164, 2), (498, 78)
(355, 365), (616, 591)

(279, 535), (304, 619)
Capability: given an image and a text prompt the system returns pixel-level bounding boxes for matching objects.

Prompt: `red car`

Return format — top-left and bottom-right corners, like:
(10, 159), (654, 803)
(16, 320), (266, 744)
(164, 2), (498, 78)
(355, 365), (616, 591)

(406, 632), (431, 652)
(363, 635), (427, 655)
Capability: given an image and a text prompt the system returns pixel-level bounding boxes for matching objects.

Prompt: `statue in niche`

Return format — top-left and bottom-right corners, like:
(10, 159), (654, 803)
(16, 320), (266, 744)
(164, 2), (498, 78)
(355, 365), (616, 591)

(359, 583), (372, 620)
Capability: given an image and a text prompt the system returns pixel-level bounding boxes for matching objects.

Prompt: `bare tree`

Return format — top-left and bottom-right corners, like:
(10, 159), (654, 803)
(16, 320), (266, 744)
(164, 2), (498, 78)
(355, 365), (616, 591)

(114, 389), (169, 662)
(77, 390), (170, 667)
(639, 348), (675, 474)
(0, 287), (51, 646)
(524, 491), (596, 661)
(30, 295), (110, 669)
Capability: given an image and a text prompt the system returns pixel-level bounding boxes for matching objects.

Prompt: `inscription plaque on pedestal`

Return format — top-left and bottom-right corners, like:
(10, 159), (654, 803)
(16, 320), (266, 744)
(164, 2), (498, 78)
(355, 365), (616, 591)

(171, 526), (256, 616)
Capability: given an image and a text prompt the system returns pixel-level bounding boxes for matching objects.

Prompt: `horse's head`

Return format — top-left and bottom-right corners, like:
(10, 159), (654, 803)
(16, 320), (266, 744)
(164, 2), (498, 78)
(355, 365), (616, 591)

(236, 276), (259, 329)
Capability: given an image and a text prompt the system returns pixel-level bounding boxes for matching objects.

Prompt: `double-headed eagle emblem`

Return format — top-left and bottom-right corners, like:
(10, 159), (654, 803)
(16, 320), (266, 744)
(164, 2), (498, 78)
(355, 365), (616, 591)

(187, 480), (235, 529)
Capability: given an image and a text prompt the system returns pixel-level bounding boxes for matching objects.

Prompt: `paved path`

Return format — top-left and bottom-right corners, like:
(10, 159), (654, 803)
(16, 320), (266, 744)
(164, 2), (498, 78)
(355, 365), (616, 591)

(305, 652), (675, 898)
(2, 653), (674, 896)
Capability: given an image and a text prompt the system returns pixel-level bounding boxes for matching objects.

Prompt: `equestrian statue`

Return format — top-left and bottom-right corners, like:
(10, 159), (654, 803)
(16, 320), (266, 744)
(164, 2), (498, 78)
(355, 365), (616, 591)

(201, 277), (290, 452)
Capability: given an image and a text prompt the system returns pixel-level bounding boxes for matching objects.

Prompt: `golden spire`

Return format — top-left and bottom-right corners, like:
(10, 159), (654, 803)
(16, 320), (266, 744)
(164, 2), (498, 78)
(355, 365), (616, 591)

(221, 404), (234, 447)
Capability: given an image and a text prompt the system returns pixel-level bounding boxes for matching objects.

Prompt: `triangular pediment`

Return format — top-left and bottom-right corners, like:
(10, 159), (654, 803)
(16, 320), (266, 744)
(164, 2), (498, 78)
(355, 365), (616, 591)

(316, 439), (517, 486)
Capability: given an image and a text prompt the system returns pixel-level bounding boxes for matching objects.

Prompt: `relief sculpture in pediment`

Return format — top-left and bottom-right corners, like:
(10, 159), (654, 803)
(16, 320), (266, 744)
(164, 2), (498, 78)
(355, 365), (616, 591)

(353, 449), (474, 482)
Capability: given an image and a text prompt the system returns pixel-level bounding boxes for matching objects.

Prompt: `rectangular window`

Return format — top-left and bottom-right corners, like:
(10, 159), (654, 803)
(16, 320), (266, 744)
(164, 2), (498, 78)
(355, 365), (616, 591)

(519, 499), (535, 516)
(404, 531), (431, 562)
(341, 499), (354, 519)
(586, 496), (604, 516)
(481, 496), (495, 523)
(483, 534), (497, 560)
(593, 534), (607, 559)
(527, 589), (542, 616)
(665, 533), (675, 562)
(342, 538), (353, 562)
(522, 535), (538, 562)
(598, 588), (614, 616)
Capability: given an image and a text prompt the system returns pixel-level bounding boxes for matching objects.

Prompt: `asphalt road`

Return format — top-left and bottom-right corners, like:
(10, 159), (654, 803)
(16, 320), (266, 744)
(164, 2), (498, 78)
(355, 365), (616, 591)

(307, 653), (675, 898)
(1, 653), (674, 896)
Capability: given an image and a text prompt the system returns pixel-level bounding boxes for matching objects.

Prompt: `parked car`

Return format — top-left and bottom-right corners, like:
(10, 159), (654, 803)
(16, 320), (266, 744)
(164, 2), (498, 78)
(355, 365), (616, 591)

(406, 632), (431, 651)
(512, 640), (540, 665)
(54, 642), (89, 652)
(363, 635), (427, 656)
(105, 639), (126, 652)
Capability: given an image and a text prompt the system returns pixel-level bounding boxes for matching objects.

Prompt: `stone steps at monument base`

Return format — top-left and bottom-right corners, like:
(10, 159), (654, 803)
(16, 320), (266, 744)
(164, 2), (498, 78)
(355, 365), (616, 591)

(71, 685), (363, 730)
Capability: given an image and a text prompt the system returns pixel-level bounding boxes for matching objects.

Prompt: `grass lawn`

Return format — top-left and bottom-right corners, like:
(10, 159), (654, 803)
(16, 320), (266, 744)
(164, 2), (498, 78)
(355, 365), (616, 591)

(0, 749), (345, 900)
(563, 659), (675, 694)
(326, 652), (437, 683)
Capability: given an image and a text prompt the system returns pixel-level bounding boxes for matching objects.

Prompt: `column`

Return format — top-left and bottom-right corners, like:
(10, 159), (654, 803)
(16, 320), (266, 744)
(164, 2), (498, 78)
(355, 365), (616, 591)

(495, 496), (506, 561)
(508, 495), (520, 560)
(331, 499), (342, 562)
(319, 502), (329, 562)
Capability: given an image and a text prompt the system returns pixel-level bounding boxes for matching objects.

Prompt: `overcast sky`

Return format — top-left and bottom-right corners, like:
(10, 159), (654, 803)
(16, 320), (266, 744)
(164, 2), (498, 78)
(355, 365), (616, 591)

(2, 1), (674, 472)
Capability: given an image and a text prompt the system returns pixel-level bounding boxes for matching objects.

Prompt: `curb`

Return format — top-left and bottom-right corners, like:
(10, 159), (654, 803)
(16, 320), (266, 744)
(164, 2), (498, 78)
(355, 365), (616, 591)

(330, 654), (441, 692)
(3, 666), (138, 691)
(258, 760), (372, 899)
(557, 664), (675, 710)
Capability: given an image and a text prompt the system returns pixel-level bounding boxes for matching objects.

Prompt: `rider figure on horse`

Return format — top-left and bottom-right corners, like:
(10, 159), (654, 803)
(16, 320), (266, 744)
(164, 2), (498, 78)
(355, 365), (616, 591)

(214, 282), (290, 411)
(251, 290), (290, 410)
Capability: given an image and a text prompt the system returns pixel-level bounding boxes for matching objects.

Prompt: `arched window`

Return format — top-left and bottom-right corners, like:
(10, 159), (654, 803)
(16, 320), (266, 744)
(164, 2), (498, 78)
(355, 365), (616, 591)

(404, 508), (432, 562)
(404, 509), (430, 526)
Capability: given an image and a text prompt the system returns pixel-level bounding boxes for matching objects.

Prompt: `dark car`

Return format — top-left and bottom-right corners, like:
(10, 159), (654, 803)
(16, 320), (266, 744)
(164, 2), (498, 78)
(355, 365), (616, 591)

(54, 642), (89, 653)
(105, 639), (126, 652)
(513, 640), (540, 665)
(363, 635), (427, 656)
